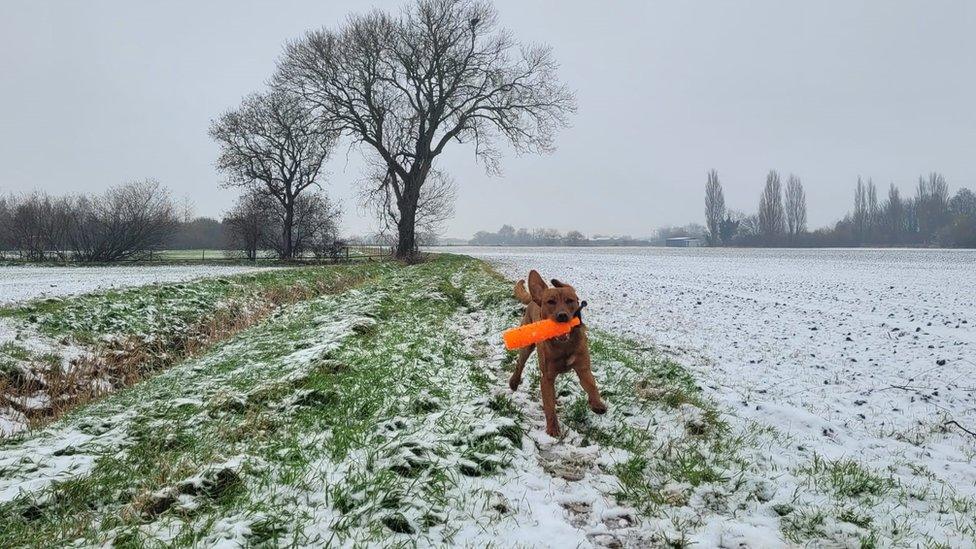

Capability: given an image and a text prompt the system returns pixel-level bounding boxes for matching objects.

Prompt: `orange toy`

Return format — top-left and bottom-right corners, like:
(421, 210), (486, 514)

(503, 317), (581, 350)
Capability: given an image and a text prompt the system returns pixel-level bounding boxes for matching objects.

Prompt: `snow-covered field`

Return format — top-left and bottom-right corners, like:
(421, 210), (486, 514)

(0, 264), (273, 306)
(446, 246), (976, 544)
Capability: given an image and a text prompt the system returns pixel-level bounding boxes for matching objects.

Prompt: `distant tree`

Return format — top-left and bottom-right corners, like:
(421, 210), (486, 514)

(169, 217), (227, 250)
(209, 91), (336, 259)
(292, 191), (341, 258)
(882, 183), (905, 244)
(784, 174), (807, 238)
(498, 225), (516, 244)
(853, 176), (868, 241)
(67, 180), (178, 262)
(223, 190), (271, 261)
(704, 169), (725, 245)
(915, 172), (950, 241)
(2, 192), (74, 260)
(564, 230), (586, 245)
(757, 170), (785, 242)
(274, 0), (575, 260)
(867, 179), (879, 240)
(950, 188), (976, 219)
(718, 212), (741, 244)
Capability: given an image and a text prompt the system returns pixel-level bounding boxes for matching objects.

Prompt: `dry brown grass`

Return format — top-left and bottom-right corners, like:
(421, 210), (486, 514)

(2, 274), (367, 433)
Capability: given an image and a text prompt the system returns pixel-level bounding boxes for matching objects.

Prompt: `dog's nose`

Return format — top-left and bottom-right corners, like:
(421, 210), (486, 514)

(556, 312), (570, 323)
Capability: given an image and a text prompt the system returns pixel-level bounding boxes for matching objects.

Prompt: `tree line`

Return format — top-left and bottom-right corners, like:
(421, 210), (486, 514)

(209, 0), (573, 261)
(0, 181), (178, 261)
(0, 183), (341, 261)
(704, 170), (976, 247)
(470, 225), (653, 247)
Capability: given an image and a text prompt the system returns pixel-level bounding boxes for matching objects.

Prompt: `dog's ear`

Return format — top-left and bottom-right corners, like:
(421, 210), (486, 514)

(551, 279), (575, 292)
(527, 270), (547, 305)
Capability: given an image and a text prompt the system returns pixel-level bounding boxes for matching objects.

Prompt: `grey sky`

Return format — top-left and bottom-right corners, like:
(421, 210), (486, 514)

(1, 1), (974, 239)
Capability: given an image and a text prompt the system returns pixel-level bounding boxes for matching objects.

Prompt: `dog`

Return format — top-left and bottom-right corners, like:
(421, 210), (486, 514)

(509, 270), (607, 437)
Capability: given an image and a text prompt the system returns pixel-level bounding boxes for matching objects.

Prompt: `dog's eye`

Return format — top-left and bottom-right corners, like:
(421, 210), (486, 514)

(546, 299), (557, 305)
(565, 299), (575, 304)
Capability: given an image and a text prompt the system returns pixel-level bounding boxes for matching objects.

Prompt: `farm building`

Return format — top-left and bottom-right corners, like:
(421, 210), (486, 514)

(665, 237), (702, 247)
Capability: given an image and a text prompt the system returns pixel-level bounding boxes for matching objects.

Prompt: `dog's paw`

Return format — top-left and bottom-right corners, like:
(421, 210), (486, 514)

(508, 376), (521, 391)
(545, 424), (560, 437)
(590, 401), (608, 415)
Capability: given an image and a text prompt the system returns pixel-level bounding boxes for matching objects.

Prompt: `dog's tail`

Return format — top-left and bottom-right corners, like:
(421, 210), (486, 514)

(514, 279), (532, 304)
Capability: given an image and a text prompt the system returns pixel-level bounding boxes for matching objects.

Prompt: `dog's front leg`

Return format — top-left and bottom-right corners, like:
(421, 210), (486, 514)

(574, 357), (607, 415)
(540, 373), (560, 436)
(509, 343), (535, 391)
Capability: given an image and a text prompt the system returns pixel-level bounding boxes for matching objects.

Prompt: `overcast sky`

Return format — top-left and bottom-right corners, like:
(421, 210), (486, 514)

(1, 1), (974, 238)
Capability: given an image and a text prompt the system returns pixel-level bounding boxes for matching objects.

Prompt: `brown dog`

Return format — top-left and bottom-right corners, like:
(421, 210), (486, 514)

(509, 270), (607, 437)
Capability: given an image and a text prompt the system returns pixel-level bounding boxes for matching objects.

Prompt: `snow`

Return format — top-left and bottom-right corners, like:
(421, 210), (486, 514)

(444, 245), (976, 545)
(0, 264), (274, 306)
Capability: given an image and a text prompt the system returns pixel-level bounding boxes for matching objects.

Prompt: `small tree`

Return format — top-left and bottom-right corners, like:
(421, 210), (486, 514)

(67, 180), (178, 262)
(784, 174), (807, 239)
(704, 169), (725, 245)
(757, 170), (785, 243)
(275, 0), (575, 260)
(209, 91), (336, 259)
(224, 190), (271, 261)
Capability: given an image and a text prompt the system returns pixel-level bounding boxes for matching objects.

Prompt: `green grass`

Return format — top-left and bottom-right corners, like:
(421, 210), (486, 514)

(798, 455), (897, 499)
(0, 255), (525, 546)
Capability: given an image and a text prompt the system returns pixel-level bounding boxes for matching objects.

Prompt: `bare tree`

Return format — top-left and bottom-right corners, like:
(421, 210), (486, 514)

(704, 169), (725, 245)
(223, 190), (271, 261)
(275, 0), (575, 260)
(915, 172), (950, 239)
(758, 170), (785, 242)
(209, 91), (336, 259)
(866, 178), (880, 242)
(784, 174), (807, 238)
(882, 183), (904, 243)
(291, 191), (341, 258)
(67, 180), (178, 262)
(853, 176), (868, 240)
(361, 166), (456, 246)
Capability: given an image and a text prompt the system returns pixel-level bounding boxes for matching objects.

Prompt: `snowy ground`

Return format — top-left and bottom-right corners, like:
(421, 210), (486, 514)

(0, 265), (273, 306)
(444, 246), (976, 545)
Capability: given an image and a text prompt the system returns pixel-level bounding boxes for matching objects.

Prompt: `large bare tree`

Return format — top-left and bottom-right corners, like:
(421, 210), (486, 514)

(704, 169), (725, 246)
(757, 170), (785, 242)
(209, 91), (336, 259)
(360, 165), (456, 246)
(274, 0), (575, 259)
(784, 174), (807, 238)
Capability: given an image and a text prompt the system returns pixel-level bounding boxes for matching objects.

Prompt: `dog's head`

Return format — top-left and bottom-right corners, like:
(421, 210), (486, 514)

(527, 270), (580, 324)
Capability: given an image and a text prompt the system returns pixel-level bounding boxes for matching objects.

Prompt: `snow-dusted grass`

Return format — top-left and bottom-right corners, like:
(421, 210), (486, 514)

(0, 264), (381, 437)
(448, 246), (976, 547)
(0, 264), (273, 307)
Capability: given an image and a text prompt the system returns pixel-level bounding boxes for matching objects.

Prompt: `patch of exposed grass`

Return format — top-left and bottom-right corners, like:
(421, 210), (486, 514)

(799, 455), (897, 499)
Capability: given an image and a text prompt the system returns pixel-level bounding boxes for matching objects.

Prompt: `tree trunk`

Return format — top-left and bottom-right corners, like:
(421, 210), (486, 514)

(395, 198), (418, 261)
(282, 199), (294, 260)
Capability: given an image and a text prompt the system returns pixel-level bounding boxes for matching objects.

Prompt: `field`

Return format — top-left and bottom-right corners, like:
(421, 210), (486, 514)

(453, 246), (976, 546)
(1, 251), (974, 547)
(0, 264), (272, 306)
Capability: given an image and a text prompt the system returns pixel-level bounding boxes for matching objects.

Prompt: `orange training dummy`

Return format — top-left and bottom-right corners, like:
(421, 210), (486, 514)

(503, 317), (581, 350)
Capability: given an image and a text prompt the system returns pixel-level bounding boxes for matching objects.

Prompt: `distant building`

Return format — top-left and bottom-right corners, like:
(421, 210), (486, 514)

(665, 237), (702, 247)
